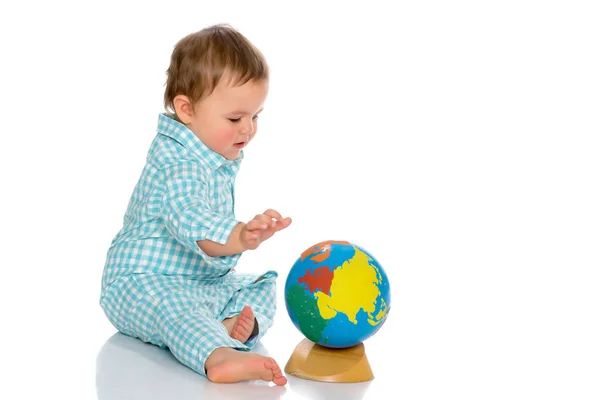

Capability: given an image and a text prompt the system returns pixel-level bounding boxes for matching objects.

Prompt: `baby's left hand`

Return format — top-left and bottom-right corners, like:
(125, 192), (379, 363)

(241, 209), (292, 250)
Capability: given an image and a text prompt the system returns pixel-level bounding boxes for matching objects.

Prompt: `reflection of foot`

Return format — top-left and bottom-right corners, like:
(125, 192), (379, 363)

(222, 305), (256, 343)
(206, 347), (288, 386)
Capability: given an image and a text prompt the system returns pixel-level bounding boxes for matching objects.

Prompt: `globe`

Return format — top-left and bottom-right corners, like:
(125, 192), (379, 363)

(284, 240), (391, 349)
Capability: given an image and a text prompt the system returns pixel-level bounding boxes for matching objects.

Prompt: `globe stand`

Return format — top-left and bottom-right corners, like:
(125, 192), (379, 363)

(284, 338), (374, 383)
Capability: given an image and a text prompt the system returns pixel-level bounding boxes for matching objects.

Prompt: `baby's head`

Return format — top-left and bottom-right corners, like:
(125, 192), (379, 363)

(164, 24), (269, 160)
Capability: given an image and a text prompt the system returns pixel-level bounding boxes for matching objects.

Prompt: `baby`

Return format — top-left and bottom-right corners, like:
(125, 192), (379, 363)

(100, 24), (291, 386)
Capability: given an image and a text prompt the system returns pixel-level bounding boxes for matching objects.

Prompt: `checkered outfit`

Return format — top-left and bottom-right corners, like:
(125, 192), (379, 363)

(100, 114), (278, 375)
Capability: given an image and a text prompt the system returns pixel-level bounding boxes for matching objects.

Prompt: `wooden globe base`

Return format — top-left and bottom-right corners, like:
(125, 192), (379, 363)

(284, 338), (374, 383)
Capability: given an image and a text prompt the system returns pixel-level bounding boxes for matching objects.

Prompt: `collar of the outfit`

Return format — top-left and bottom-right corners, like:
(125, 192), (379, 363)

(156, 113), (243, 172)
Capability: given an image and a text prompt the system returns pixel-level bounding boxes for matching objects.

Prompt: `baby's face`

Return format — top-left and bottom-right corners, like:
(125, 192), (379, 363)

(188, 77), (269, 160)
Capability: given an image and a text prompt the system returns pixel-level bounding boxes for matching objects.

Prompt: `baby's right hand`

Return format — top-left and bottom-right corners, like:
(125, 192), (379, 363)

(241, 209), (292, 250)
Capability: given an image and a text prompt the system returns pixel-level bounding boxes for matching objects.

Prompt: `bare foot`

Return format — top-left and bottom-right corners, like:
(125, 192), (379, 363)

(206, 347), (288, 386)
(221, 306), (256, 343)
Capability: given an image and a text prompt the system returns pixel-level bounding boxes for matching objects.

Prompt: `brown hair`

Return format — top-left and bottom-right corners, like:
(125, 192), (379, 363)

(164, 24), (269, 114)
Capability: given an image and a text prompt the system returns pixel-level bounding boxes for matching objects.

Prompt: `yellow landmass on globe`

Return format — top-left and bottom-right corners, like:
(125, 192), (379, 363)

(314, 247), (386, 325)
(368, 298), (388, 326)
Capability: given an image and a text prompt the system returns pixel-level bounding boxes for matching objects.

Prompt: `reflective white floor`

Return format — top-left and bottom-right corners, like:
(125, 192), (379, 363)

(96, 331), (378, 400)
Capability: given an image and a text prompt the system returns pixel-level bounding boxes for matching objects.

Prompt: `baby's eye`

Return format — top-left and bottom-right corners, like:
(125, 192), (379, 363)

(228, 118), (241, 123)
(252, 115), (259, 120)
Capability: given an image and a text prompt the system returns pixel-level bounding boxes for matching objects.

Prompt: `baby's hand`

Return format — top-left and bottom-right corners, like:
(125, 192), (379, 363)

(241, 209), (292, 250)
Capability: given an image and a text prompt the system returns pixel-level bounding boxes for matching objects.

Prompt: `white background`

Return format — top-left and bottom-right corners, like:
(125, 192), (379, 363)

(1, 0), (599, 399)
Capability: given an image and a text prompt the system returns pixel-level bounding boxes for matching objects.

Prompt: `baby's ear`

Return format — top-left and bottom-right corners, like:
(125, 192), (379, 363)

(173, 95), (194, 124)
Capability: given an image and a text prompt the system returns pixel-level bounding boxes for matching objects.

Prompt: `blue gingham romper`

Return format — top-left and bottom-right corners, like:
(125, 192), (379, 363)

(100, 114), (278, 376)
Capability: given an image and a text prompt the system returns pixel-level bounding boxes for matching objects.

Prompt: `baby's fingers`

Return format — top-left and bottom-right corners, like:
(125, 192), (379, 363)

(264, 209), (292, 230)
(263, 209), (283, 221)
(242, 230), (260, 249)
(246, 219), (268, 231)
(254, 213), (276, 227)
(275, 217), (292, 231)
(246, 231), (259, 239)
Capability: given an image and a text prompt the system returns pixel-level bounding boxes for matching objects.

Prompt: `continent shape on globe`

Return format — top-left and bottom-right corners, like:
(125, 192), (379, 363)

(285, 240), (390, 348)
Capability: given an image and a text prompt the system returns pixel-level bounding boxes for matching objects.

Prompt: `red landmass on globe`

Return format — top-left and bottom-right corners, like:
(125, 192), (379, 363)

(298, 266), (334, 295)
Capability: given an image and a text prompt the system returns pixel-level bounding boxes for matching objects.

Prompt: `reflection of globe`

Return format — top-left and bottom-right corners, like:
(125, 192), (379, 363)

(284, 240), (391, 348)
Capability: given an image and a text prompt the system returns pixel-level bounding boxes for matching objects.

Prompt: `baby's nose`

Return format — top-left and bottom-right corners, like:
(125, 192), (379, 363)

(241, 122), (254, 135)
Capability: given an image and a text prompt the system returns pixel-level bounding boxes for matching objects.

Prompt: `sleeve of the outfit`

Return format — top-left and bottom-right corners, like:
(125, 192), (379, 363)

(158, 162), (241, 270)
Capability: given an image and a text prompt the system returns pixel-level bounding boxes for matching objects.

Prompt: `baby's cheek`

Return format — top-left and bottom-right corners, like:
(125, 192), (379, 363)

(217, 129), (237, 146)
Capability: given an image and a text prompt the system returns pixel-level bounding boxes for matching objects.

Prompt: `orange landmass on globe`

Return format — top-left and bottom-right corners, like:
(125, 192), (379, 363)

(300, 240), (351, 263)
(298, 266), (334, 295)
